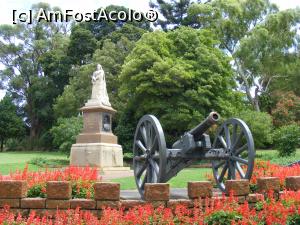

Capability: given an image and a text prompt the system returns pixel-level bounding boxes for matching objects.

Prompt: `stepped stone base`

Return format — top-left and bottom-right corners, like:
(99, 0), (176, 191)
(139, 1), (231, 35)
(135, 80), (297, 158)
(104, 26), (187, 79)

(70, 143), (126, 168)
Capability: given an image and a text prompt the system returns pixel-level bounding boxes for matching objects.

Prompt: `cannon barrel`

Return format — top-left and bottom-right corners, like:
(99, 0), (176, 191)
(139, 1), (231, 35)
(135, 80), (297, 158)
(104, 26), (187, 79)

(189, 112), (220, 141)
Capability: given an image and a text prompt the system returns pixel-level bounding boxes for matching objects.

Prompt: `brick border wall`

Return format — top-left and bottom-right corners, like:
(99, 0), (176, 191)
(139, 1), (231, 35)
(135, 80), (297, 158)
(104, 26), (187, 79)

(0, 176), (299, 218)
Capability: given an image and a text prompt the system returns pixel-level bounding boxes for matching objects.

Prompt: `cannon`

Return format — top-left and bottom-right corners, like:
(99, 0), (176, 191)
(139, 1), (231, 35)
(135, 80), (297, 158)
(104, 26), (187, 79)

(133, 112), (255, 197)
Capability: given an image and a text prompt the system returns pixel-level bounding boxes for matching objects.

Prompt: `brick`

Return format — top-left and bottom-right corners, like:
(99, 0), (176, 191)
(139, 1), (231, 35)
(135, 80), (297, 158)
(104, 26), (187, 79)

(286, 176), (300, 191)
(257, 177), (280, 193)
(70, 199), (96, 209)
(96, 201), (120, 209)
(247, 193), (264, 203)
(0, 180), (27, 198)
(188, 181), (213, 198)
(144, 183), (169, 201)
(21, 198), (46, 209)
(46, 181), (71, 200)
(93, 182), (120, 200)
(46, 199), (70, 209)
(0, 199), (20, 208)
(225, 179), (250, 196)
(167, 199), (194, 210)
(120, 200), (146, 209)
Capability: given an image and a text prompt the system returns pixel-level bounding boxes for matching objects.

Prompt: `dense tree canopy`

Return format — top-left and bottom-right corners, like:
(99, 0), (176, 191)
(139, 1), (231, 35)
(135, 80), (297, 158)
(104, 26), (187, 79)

(0, 95), (24, 151)
(67, 25), (97, 65)
(117, 27), (239, 147)
(81, 5), (151, 41)
(0, 3), (71, 144)
(149, 0), (192, 30)
(0, 0), (299, 153)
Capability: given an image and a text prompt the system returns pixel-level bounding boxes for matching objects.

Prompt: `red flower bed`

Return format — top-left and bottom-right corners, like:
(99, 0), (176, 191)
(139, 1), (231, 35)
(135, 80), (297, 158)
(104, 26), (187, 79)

(0, 165), (100, 198)
(251, 160), (300, 188)
(0, 191), (300, 224)
(207, 160), (300, 190)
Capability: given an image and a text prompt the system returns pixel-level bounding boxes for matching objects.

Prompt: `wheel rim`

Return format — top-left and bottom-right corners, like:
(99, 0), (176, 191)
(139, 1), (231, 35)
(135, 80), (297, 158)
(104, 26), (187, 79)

(212, 118), (255, 192)
(133, 115), (167, 197)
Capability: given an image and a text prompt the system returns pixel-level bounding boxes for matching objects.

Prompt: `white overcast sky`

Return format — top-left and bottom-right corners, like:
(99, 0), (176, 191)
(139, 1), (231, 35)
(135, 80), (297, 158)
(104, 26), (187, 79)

(0, 0), (300, 99)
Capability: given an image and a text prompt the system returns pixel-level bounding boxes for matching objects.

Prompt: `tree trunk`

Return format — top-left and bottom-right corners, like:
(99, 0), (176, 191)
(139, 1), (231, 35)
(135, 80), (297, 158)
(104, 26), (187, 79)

(253, 86), (261, 112)
(0, 139), (3, 152)
(234, 59), (261, 112)
(27, 95), (40, 147)
(253, 98), (260, 112)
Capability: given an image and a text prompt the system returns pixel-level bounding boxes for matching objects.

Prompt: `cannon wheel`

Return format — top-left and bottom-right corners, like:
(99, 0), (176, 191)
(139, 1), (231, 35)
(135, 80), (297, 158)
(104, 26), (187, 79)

(212, 118), (255, 192)
(133, 115), (167, 197)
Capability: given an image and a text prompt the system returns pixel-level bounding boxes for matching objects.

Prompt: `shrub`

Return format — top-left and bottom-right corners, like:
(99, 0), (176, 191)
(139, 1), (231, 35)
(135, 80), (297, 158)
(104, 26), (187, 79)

(27, 184), (46, 198)
(234, 109), (273, 148)
(272, 92), (300, 127)
(273, 124), (300, 157)
(28, 157), (69, 168)
(50, 116), (83, 155)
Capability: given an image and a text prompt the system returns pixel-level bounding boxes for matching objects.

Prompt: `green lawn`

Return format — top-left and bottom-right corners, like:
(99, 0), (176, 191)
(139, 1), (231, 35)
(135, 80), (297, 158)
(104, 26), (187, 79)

(255, 149), (300, 165)
(112, 168), (212, 190)
(0, 151), (68, 175)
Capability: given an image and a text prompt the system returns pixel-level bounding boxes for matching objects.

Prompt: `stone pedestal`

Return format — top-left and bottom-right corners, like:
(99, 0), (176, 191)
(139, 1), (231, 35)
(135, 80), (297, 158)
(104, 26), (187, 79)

(70, 103), (130, 173)
(70, 143), (124, 168)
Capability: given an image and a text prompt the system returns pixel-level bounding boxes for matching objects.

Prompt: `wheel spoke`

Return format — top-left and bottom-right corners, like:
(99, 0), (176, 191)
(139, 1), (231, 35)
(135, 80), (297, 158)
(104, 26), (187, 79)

(231, 124), (237, 148)
(149, 158), (159, 176)
(218, 136), (227, 148)
(150, 135), (158, 153)
(140, 125), (148, 148)
(136, 140), (147, 153)
(224, 125), (231, 148)
(234, 144), (248, 155)
(145, 122), (152, 149)
(133, 154), (146, 161)
(231, 156), (248, 165)
(146, 164), (153, 183)
(228, 161), (236, 179)
(218, 163), (228, 182)
(235, 162), (245, 178)
(136, 161), (148, 178)
(232, 131), (243, 150)
(141, 172), (147, 189)
(213, 160), (225, 169)
(152, 154), (160, 160)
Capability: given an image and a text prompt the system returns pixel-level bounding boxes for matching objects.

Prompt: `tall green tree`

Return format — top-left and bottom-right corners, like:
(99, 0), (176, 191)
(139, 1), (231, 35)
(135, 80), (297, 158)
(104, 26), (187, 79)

(235, 8), (300, 111)
(0, 95), (24, 151)
(81, 5), (151, 41)
(186, 0), (300, 111)
(149, 0), (192, 30)
(0, 3), (70, 143)
(117, 27), (239, 149)
(67, 25), (97, 65)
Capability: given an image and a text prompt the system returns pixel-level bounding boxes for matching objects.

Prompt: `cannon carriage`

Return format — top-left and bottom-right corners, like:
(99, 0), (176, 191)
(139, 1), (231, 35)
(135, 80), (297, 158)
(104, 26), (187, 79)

(133, 112), (255, 197)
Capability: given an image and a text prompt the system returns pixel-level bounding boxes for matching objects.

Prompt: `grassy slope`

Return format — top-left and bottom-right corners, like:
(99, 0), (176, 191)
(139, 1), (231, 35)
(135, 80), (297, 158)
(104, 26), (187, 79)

(0, 151), (68, 175)
(114, 168), (211, 190)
